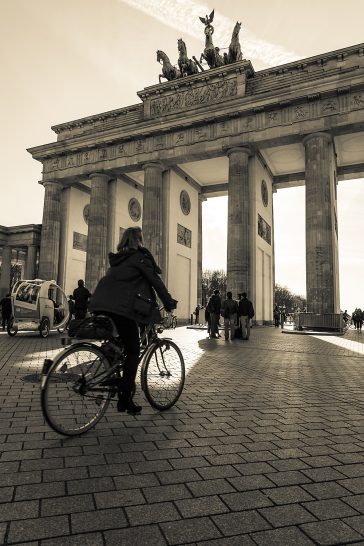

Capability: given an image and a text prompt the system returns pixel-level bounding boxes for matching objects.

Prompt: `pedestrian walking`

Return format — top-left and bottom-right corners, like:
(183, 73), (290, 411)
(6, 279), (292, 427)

(206, 289), (221, 339)
(238, 292), (254, 340)
(205, 306), (211, 337)
(273, 305), (280, 327)
(221, 291), (238, 340)
(357, 308), (363, 332)
(352, 308), (359, 329)
(343, 310), (350, 326)
(194, 304), (200, 325)
(0, 293), (12, 330)
(280, 308), (286, 329)
(73, 280), (91, 320)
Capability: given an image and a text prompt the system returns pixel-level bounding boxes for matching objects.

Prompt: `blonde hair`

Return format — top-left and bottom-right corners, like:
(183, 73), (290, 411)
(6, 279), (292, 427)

(117, 227), (143, 251)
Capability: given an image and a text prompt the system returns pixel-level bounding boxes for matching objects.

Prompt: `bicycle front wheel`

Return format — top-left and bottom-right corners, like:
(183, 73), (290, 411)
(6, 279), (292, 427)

(141, 339), (185, 410)
(41, 344), (112, 436)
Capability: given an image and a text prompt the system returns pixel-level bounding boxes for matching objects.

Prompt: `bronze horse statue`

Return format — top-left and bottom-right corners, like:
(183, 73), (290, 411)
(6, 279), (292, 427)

(177, 39), (198, 77)
(227, 22), (243, 64)
(156, 50), (180, 83)
(199, 25), (223, 69)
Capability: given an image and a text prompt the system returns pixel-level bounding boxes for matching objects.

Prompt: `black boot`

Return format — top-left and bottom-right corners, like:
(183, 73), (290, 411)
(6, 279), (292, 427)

(117, 393), (142, 415)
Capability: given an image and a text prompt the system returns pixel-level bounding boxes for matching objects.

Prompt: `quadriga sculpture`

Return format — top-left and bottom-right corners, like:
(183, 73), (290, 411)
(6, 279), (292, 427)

(156, 50), (180, 83)
(227, 22), (243, 64)
(177, 38), (199, 77)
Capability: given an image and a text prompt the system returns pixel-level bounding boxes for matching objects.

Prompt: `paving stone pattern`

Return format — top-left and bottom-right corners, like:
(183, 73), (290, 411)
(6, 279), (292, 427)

(1, 325), (364, 544)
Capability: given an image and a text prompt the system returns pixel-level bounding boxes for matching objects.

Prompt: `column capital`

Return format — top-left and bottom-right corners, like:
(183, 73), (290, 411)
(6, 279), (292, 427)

(303, 132), (332, 146)
(226, 146), (252, 158)
(198, 193), (207, 202)
(89, 172), (111, 182)
(142, 161), (164, 172)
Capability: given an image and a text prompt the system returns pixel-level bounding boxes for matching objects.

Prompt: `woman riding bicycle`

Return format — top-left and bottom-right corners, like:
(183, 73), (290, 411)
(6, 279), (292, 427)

(88, 227), (176, 415)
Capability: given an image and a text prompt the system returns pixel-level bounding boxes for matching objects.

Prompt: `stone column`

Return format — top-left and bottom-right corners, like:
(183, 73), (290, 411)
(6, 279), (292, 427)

(197, 194), (206, 304)
(85, 173), (110, 292)
(107, 179), (117, 253)
(226, 147), (251, 297)
(303, 132), (339, 313)
(0, 245), (12, 298)
(38, 181), (62, 281)
(142, 162), (164, 267)
(25, 245), (38, 280)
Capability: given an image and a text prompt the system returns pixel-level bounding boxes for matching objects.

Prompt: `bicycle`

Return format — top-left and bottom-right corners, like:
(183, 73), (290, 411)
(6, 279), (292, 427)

(165, 312), (178, 329)
(40, 313), (185, 436)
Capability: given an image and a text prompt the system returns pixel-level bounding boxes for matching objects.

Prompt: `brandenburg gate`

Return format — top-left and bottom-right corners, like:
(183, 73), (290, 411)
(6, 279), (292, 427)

(27, 19), (364, 323)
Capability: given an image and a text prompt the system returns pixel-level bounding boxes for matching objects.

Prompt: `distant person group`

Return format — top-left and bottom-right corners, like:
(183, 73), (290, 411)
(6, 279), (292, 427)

(273, 304), (286, 329)
(351, 308), (364, 331)
(204, 290), (255, 341)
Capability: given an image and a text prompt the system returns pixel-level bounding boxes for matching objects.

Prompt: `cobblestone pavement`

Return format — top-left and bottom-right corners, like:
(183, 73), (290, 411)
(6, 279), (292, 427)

(1, 324), (364, 545)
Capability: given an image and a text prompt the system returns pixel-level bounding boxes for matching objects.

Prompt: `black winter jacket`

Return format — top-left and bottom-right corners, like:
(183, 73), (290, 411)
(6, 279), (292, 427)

(88, 247), (175, 324)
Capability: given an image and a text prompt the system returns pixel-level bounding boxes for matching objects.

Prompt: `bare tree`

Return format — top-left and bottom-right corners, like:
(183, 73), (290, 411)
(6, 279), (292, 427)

(202, 269), (227, 305)
(274, 284), (306, 312)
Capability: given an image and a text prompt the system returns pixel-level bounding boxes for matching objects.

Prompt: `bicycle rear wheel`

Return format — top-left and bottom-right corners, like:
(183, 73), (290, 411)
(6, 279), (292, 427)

(141, 339), (185, 410)
(41, 344), (112, 436)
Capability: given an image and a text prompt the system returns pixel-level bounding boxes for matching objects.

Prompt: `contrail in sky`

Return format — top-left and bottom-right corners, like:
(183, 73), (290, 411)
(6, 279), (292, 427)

(120, 0), (301, 67)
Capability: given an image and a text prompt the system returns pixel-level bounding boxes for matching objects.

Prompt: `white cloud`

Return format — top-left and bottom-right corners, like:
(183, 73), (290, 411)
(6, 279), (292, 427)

(119, 0), (300, 67)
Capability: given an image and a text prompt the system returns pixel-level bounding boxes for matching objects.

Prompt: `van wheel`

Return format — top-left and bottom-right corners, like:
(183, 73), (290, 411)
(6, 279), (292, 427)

(40, 318), (50, 338)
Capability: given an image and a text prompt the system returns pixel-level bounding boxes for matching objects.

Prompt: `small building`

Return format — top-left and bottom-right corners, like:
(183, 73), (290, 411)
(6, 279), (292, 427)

(0, 225), (41, 298)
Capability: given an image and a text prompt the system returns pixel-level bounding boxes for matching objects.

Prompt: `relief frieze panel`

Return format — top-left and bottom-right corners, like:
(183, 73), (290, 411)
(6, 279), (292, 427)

(351, 93), (364, 109)
(66, 155), (76, 167)
(239, 116), (255, 131)
(258, 214), (271, 245)
(135, 139), (146, 153)
(175, 132), (187, 146)
(42, 87), (364, 175)
(98, 148), (108, 160)
(82, 150), (95, 164)
(216, 120), (232, 137)
(154, 135), (165, 149)
(321, 98), (338, 115)
(150, 79), (237, 117)
(265, 110), (281, 126)
(193, 126), (209, 141)
(293, 105), (309, 120)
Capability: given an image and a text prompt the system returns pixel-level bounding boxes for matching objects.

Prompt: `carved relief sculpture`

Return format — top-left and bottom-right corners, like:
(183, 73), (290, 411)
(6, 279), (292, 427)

(150, 79), (237, 116)
(258, 214), (271, 245)
(180, 190), (191, 215)
(128, 198), (142, 221)
(83, 204), (90, 225)
(261, 180), (269, 207)
(177, 223), (192, 247)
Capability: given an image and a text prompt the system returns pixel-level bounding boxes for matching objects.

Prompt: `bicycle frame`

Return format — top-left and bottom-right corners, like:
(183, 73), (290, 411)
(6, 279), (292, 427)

(43, 319), (171, 396)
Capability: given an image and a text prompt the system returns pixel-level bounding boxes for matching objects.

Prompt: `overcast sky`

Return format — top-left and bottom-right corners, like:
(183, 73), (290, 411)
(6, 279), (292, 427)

(1, 0), (364, 311)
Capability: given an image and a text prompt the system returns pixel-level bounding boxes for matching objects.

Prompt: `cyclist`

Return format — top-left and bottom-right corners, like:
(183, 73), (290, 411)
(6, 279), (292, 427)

(88, 226), (176, 415)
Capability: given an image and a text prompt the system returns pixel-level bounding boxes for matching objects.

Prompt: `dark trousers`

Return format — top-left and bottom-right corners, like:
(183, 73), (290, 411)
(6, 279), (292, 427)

(75, 308), (87, 320)
(105, 313), (140, 396)
(2, 313), (11, 329)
